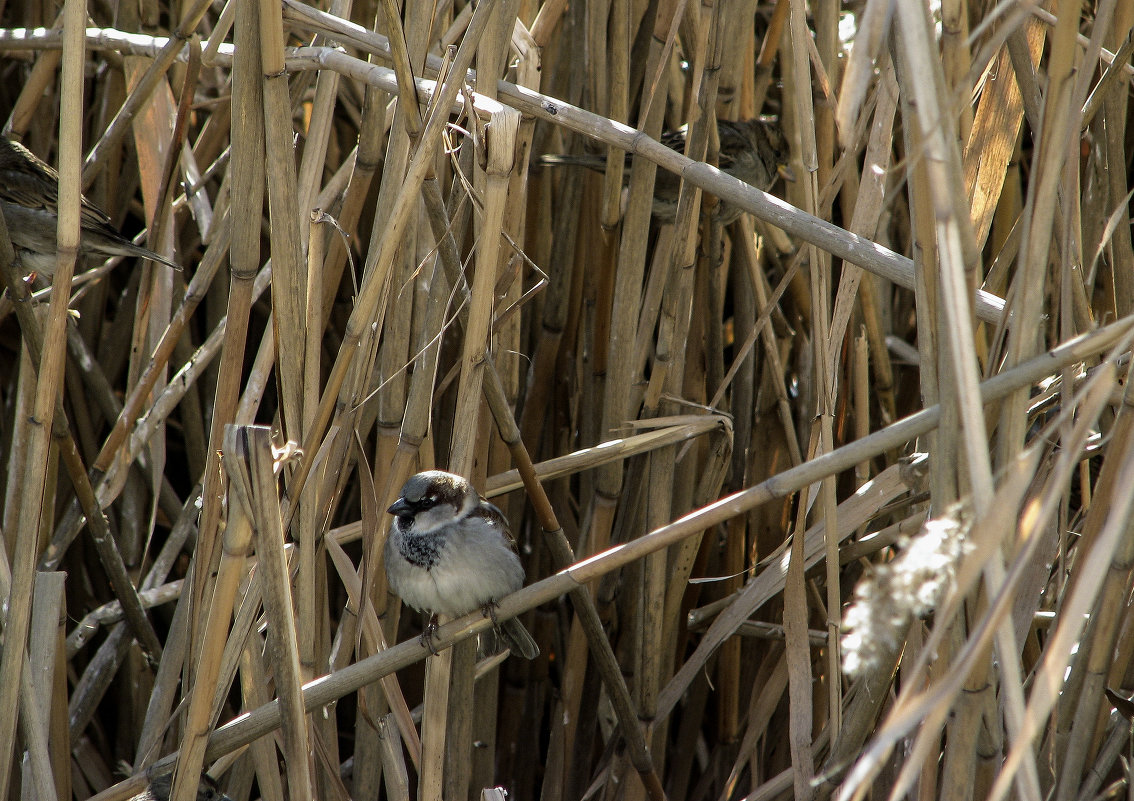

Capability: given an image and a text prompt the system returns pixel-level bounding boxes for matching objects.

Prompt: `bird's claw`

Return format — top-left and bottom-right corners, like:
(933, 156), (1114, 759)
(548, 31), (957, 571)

(419, 614), (441, 655)
(481, 601), (501, 629)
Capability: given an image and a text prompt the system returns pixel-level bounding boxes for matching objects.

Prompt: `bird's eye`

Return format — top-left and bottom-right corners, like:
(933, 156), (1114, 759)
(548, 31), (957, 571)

(422, 493), (439, 508)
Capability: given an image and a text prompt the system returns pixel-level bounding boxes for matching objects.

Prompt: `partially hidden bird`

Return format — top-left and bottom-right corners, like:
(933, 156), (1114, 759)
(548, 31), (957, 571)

(129, 770), (230, 801)
(539, 117), (794, 224)
(385, 470), (539, 660)
(0, 135), (179, 277)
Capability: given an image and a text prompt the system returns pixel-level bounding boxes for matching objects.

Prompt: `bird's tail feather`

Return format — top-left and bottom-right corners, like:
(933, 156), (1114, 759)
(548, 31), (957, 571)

(499, 617), (539, 660)
(121, 241), (181, 271)
(537, 153), (612, 171)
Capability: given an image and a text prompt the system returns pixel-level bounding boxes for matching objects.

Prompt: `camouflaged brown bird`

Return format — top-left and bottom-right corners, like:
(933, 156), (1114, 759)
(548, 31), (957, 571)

(540, 117), (794, 223)
(128, 770), (230, 801)
(0, 136), (178, 276)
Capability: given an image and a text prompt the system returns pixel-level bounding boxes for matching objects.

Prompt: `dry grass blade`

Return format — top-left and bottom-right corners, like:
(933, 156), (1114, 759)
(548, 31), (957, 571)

(223, 425), (313, 800)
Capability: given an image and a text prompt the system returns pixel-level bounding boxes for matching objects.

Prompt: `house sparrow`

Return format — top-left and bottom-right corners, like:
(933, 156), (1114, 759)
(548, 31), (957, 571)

(0, 135), (179, 277)
(130, 770), (230, 801)
(539, 117), (794, 223)
(384, 470), (539, 660)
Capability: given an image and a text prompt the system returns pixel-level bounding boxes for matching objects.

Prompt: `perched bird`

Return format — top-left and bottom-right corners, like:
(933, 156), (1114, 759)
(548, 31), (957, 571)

(0, 135), (179, 277)
(540, 117), (793, 223)
(385, 470), (539, 660)
(129, 770), (230, 801)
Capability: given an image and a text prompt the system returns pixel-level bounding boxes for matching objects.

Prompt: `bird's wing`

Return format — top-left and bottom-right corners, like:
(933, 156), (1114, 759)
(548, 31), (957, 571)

(1, 140), (115, 228)
(0, 144), (62, 214)
(471, 498), (520, 551)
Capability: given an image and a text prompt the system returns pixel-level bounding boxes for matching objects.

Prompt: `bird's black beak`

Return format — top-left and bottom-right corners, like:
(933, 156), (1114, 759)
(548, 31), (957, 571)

(388, 497), (412, 516)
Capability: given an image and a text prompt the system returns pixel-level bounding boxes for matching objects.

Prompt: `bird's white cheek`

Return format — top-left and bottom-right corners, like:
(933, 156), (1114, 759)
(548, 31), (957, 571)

(413, 505), (459, 531)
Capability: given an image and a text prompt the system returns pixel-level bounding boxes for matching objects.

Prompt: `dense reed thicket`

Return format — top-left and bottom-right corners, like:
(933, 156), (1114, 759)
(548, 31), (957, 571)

(0, 1), (1132, 801)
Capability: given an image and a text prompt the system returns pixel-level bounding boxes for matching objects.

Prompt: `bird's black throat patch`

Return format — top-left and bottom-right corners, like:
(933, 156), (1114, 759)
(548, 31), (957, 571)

(399, 530), (443, 569)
